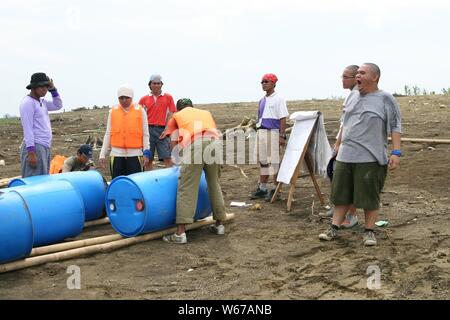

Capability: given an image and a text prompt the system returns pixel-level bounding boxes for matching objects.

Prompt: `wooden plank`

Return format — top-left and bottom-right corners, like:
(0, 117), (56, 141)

(270, 182), (282, 204)
(388, 137), (450, 144)
(304, 153), (325, 206)
(284, 118), (319, 212)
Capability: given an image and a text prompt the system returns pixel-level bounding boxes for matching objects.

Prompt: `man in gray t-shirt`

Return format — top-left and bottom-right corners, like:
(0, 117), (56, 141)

(337, 90), (401, 165)
(320, 65), (359, 228)
(319, 63), (402, 246)
(61, 144), (95, 173)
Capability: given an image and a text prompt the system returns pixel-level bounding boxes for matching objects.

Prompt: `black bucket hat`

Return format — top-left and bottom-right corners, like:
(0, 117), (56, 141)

(26, 72), (50, 89)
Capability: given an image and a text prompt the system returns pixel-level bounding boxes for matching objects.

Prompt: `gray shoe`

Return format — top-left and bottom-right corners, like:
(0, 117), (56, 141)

(250, 187), (268, 199)
(363, 231), (377, 246)
(341, 213), (358, 228)
(209, 224), (225, 235)
(319, 227), (338, 241)
(319, 207), (334, 218)
(163, 233), (187, 244)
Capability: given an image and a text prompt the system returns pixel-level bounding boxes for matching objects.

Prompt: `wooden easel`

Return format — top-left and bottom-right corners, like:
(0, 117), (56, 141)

(271, 118), (325, 211)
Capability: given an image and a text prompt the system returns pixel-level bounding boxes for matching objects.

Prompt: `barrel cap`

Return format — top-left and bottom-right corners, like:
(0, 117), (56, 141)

(106, 177), (147, 237)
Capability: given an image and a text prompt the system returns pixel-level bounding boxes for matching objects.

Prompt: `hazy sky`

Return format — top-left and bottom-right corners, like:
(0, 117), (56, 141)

(2, 0), (449, 116)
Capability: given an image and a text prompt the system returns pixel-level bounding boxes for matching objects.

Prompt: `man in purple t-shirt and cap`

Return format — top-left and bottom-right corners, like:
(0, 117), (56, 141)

(19, 72), (63, 177)
(250, 73), (289, 201)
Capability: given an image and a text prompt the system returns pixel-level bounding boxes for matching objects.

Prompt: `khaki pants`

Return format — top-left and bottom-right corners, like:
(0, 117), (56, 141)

(176, 139), (226, 224)
(255, 129), (281, 176)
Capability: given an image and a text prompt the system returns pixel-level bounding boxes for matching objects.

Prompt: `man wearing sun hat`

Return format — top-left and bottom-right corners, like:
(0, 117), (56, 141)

(19, 72), (63, 178)
(139, 74), (176, 170)
(250, 73), (289, 201)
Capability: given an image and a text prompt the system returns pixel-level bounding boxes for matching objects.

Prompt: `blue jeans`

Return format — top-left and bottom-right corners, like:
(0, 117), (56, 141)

(149, 125), (171, 160)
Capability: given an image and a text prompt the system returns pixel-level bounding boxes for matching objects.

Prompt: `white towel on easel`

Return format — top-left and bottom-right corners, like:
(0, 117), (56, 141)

(307, 112), (332, 178)
(289, 110), (318, 122)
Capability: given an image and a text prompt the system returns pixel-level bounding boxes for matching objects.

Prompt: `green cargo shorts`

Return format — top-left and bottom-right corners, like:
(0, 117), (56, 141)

(330, 161), (388, 211)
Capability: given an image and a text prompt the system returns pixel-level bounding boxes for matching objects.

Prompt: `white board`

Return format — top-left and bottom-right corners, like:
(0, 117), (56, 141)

(276, 113), (317, 184)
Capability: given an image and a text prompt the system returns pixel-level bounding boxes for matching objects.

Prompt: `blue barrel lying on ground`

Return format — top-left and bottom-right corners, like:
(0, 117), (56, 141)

(0, 191), (34, 263)
(106, 167), (212, 237)
(0, 180), (85, 263)
(9, 180), (85, 247)
(8, 170), (106, 221)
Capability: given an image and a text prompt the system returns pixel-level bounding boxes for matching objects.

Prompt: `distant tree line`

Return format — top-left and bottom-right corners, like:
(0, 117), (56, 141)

(398, 85), (450, 96)
(2, 114), (17, 119)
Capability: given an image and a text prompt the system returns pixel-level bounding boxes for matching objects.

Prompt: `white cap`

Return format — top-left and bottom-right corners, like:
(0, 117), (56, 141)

(117, 84), (134, 98)
(149, 74), (162, 83)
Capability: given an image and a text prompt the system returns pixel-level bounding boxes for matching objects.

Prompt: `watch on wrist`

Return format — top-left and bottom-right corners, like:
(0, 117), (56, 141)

(391, 149), (402, 157)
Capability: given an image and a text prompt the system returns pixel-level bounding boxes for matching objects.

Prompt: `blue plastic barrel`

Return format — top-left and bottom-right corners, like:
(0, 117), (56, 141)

(12, 180), (85, 247)
(0, 191), (33, 264)
(8, 170), (106, 221)
(106, 167), (212, 237)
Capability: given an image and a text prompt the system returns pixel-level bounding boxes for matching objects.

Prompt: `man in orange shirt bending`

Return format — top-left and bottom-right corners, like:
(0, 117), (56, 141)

(161, 98), (226, 244)
(139, 74), (176, 170)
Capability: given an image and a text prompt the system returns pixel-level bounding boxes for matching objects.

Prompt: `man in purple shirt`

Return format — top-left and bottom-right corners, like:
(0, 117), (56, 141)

(19, 72), (63, 177)
(250, 73), (289, 201)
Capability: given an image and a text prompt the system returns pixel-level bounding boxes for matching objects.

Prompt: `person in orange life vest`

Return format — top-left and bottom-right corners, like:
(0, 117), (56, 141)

(161, 98), (226, 244)
(99, 84), (151, 179)
(139, 74), (176, 170)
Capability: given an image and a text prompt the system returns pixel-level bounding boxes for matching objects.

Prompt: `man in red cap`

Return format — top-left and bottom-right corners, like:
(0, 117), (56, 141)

(250, 73), (289, 201)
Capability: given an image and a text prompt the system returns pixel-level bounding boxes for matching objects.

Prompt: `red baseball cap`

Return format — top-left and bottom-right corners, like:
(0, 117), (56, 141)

(261, 73), (278, 83)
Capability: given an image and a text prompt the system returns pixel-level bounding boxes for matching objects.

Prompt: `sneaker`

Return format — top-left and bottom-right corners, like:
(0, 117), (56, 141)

(363, 231), (377, 246)
(341, 213), (358, 228)
(162, 233), (187, 244)
(265, 189), (280, 202)
(209, 224), (225, 235)
(250, 187), (268, 199)
(319, 227), (338, 241)
(319, 207), (334, 218)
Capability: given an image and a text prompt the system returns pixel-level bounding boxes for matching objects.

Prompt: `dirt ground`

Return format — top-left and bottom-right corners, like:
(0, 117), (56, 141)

(0, 95), (449, 300)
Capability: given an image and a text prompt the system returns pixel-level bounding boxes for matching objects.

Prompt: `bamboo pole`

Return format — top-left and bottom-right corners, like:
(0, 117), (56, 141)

(388, 137), (450, 144)
(226, 165), (248, 178)
(238, 116), (251, 127)
(83, 217), (110, 228)
(0, 213), (235, 273)
(30, 233), (122, 257)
